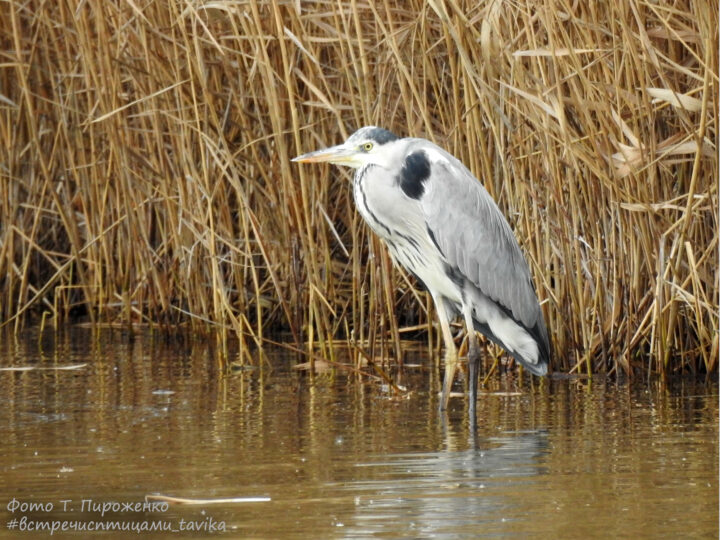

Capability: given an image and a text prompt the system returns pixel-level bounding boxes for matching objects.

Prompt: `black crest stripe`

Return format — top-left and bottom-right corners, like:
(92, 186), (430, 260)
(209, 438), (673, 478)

(366, 127), (399, 144)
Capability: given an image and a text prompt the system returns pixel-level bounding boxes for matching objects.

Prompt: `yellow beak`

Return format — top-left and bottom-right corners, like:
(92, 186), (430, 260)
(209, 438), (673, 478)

(292, 143), (359, 166)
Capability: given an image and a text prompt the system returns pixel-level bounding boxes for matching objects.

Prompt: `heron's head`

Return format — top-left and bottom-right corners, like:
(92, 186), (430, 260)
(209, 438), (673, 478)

(292, 126), (400, 169)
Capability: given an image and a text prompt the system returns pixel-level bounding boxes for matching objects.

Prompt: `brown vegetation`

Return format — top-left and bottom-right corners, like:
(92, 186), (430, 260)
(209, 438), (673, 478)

(0, 0), (716, 376)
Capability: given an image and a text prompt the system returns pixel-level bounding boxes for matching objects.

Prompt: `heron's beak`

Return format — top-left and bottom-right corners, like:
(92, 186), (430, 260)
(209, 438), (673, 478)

(292, 144), (359, 166)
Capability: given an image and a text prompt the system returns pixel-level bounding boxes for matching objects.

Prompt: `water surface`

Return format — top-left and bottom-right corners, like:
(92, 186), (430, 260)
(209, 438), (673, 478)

(0, 328), (717, 538)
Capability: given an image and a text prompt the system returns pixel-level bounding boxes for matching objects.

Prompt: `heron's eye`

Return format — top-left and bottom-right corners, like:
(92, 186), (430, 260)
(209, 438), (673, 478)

(362, 142), (374, 152)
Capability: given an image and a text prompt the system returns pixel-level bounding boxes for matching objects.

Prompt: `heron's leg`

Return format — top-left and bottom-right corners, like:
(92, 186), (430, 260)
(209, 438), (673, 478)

(462, 303), (480, 424)
(436, 297), (457, 411)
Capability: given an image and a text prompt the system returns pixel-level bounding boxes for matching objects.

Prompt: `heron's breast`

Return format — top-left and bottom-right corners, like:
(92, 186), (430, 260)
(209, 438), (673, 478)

(384, 230), (462, 303)
(353, 165), (463, 302)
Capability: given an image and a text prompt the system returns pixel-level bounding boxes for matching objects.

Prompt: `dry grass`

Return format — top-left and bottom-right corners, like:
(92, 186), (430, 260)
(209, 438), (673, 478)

(0, 0), (716, 377)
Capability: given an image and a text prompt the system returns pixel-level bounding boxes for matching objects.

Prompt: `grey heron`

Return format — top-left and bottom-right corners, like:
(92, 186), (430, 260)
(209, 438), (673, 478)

(293, 126), (550, 420)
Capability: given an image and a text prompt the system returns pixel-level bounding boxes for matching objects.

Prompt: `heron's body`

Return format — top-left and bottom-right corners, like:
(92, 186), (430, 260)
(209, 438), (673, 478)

(294, 127), (550, 421)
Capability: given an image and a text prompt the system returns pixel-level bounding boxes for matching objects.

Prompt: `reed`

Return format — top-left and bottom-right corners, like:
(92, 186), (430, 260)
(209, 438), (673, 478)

(0, 0), (716, 376)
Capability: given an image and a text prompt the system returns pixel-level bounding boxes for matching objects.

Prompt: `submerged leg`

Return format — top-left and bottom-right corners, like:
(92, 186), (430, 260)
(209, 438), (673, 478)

(436, 297), (458, 411)
(462, 303), (480, 425)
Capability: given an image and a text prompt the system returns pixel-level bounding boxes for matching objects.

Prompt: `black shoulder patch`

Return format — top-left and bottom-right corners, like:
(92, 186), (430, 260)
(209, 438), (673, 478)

(399, 151), (431, 199)
(366, 127), (399, 145)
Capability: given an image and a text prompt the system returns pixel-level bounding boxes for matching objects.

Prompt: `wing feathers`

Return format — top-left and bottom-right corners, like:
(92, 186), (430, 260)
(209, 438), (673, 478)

(419, 149), (546, 344)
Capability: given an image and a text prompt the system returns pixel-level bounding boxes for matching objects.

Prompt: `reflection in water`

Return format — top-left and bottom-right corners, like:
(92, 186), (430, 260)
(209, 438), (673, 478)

(345, 431), (548, 538)
(0, 328), (717, 539)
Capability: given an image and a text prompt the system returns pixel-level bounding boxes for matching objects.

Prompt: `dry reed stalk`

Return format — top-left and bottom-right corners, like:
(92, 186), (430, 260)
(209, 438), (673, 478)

(0, 0), (716, 377)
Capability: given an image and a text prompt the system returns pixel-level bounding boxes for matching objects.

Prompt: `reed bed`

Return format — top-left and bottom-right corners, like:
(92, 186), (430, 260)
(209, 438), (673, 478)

(0, 0), (716, 377)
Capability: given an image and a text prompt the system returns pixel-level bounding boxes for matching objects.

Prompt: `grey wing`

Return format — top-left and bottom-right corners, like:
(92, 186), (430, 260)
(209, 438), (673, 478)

(420, 156), (541, 331)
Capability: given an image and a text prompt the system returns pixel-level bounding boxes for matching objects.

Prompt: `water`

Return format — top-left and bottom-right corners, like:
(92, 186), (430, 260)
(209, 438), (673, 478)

(0, 328), (717, 538)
